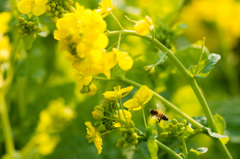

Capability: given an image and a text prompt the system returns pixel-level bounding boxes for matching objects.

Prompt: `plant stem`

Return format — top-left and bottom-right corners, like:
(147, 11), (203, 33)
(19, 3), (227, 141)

(121, 77), (203, 128)
(141, 105), (147, 128)
(117, 32), (122, 49)
(106, 30), (232, 159)
(156, 140), (182, 159)
(110, 12), (124, 30)
(119, 99), (129, 126)
(0, 94), (15, 157)
(180, 137), (188, 159)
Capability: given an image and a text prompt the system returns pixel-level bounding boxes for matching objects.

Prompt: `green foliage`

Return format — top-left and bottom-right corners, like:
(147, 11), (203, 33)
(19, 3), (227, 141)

(189, 53), (221, 78)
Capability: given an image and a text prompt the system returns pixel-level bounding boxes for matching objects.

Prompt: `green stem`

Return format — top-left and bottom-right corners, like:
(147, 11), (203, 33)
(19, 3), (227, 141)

(106, 30), (232, 159)
(156, 140), (182, 159)
(10, 35), (21, 68)
(121, 77), (203, 128)
(110, 12), (124, 30)
(0, 94), (15, 157)
(119, 99), (129, 126)
(180, 137), (188, 159)
(117, 32), (122, 49)
(141, 105), (147, 128)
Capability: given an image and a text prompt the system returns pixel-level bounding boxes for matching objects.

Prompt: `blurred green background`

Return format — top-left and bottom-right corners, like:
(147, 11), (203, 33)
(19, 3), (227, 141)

(0, 0), (240, 158)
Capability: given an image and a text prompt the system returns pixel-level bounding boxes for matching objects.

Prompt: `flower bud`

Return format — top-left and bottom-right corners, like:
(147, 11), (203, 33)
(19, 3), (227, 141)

(172, 119), (178, 125)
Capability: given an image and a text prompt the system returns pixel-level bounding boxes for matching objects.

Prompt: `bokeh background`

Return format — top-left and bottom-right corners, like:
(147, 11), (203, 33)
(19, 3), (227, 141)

(0, 0), (240, 158)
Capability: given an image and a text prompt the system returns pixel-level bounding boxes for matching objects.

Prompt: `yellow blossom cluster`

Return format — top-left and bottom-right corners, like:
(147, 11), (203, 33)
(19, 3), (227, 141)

(134, 16), (154, 36)
(33, 99), (76, 155)
(54, 2), (133, 94)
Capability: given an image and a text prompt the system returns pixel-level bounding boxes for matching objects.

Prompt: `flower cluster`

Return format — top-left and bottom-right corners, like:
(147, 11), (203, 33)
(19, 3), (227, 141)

(17, 0), (48, 16)
(54, 2), (133, 94)
(16, 16), (41, 39)
(34, 99), (76, 155)
(116, 120), (138, 148)
(46, 0), (74, 21)
(160, 119), (193, 138)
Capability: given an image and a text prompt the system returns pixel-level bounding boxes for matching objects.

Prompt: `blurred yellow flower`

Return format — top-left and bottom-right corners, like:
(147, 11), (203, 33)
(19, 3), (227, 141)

(111, 48), (134, 71)
(134, 16), (154, 36)
(0, 35), (11, 62)
(114, 109), (132, 127)
(85, 121), (103, 154)
(18, 0), (48, 16)
(37, 99), (76, 133)
(103, 85), (134, 100)
(35, 133), (60, 155)
(124, 85), (153, 110)
(0, 12), (12, 34)
(98, 0), (116, 17)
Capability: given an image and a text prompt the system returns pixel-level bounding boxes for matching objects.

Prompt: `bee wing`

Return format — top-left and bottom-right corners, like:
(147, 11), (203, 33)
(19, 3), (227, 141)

(150, 114), (159, 119)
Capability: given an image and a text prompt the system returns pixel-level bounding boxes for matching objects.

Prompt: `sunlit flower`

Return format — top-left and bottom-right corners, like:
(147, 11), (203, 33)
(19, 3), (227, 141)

(114, 109), (132, 127)
(17, 0), (48, 16)
(97, 0), (116, 17)
(111, 48), (133, 71)
(134, 16), (154, 36)
(103, 85), (134, 100)
(124, 85), (153, 110)
(85, 121), (103, 154)
(35, 133), (60, 155)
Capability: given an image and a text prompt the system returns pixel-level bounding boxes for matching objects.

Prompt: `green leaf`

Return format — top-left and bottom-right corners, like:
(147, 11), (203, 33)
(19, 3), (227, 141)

(188, 147), (208, 159)
(182, 124), (194, 138)
(179, 153), (186, 159)
(204, 127), (229, 144)
(189, 53), (221, 78)
(214, 113), (226, 135)
(139, 141), (151, 159)
(146, 125), (158, 140)
(147, 139), (158, 159)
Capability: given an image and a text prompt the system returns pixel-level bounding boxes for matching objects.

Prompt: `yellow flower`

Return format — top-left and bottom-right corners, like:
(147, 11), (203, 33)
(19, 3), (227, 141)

(103, 85), (134, 100)
(37, 99), (76, 132)
(124, 85), (153, 110)
(18, 0), (48, 16)
(0, 12), (12, 34)
(98, 0), (116, 17)
(134, 16), (154, 36)
(85, 121), (103, 154)
(88, 83), (97, 96)
(0, 35), (11, 62)
(35, 133), (60, 155)
(75, 73), (92, 90)
(114, 109), (132, 127)
(112, 48), (133, 71)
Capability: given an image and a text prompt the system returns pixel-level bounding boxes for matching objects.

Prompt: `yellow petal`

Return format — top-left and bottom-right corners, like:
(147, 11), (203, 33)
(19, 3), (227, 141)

(94, 132), (103, 154)
(32, 3), (46, 16)
(135, 85), (153, 105)
(17, 0), (33, 14)
(113, 48), (133, 71)
(123, 98), (140, 110)
(115, 109), (132, 127)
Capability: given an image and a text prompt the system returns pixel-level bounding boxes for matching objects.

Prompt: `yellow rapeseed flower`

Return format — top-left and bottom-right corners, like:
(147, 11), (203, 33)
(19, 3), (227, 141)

(35, 133), (60, 155)
(98, 0), (116, 17)
(0, 35), (11, 62)
(124, 85), (153, 110)
(111, 48), (134, 71)
(114, 109), (132, 127)
(18, 0), (48, 16)
(0, 12), (12, 34)
(134, 16), (154, 36)
(85, 121), (103, 154)
(103, 85), (134, 100)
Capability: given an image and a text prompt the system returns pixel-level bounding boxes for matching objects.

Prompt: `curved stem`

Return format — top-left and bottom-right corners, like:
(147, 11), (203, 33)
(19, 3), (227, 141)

(110, 12), (124, 30)
(119, 99), (129, 126)
(179, 137), (188, 159)
(0, 94), (15, 157)
(106, 30), (232, 159)
(156, 140), (182, 159)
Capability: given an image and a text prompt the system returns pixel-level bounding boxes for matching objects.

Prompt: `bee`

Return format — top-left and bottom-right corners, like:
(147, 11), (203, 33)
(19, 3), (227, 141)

(149, 109), (168, 123)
